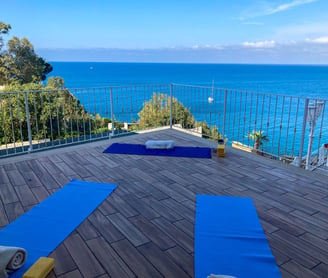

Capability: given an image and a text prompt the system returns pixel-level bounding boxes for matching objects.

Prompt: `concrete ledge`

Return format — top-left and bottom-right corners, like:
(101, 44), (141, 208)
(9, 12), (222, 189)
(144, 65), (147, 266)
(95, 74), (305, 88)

(232, 141), (253, 153)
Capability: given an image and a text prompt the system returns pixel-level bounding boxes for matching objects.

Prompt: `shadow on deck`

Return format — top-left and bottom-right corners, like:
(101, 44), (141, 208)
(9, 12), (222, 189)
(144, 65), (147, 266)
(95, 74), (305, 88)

(0, 128), (327, 278)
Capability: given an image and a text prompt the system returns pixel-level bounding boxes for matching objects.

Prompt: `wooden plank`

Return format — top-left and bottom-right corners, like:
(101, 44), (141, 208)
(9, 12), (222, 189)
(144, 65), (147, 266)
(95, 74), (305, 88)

(108, 194), (139, 218)
(274, 192), (328, 215)
(49, 173), (71, 189)
(39, 159), (62, 176)
(60, 153), (93, 178)
(49, 244), (77, 276)
(123, 194), (160, 220)
(259, 219), (279, 234)
(291, 210), (328, 239)
(158, 169), (191, 186)
(142, 196), (183, 222)
(299, 233), (328, 256)
(88, 210), (124, 243)
(191, 172), (231, 189)
(173, 219), (194, 238)
(129, 167), (157, 183)
(3, 163), (16, 171)
(31, 186), (50, 203)
(151, 182), (188, 203)
(152, 217), (194, 253)
(96, 275), (110, 278)
(313, 211), (328, 224)
(281, 260), (322, 278)
(123, 181), (152, 199)
(14, 185), (38, 207)
(19, 171), (43, 188)
(4, 202), (24, 222)
(0, 201), (9, 228)
(0, 183), (19, 204)
(78, 150), (108, 167)
(27, 160), (60, 190)
(111, 239), (162, 278)
(77, 219), (100, 241)
(107, 213), (150, 247)
(269, 231), (321, 268)
(64, 233), (105, 277)
(165, 245), (194, 277)
(257, 208), (305, 236)
(138, 242), (190, 278)
(129, 215), (176, 251)
(52, 161), (76, 176)
(98, 199), (117, 216)
(56, 269), (81, 278)
(165, 182), (196, 201)
(277, 230), (328, 265)
(7, 170), (25, 186)
(133, 181), (169, 200)
(82, 163), (107, 178)
(267, 233), (318, 269)
(279, 269), (297, 278)
(271, 247), (291, 266)
(87, 237), (135, 278)
(0, 166), (10, 184)
(312, 263), (328, 278)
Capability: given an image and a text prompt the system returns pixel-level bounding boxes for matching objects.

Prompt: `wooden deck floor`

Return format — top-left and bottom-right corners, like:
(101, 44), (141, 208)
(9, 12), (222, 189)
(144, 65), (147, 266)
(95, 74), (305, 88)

(1, 128), (328, 278)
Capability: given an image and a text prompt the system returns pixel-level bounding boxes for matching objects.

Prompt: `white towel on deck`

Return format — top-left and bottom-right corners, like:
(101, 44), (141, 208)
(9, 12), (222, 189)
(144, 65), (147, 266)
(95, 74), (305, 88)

(145, 140), (175, 149)
(0, 246), (27, 277)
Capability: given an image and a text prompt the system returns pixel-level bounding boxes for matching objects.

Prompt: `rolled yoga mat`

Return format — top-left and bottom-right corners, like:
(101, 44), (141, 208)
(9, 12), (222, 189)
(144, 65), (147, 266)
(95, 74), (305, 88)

(104, 143), (212, 158)
(0, 180), (117, 278)
(195, 195), (281, 278)
(0, 246), (27, 277)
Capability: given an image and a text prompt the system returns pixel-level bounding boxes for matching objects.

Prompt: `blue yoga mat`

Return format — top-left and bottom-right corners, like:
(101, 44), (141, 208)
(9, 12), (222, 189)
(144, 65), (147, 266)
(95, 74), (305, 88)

(0, 180), (117, 277)
(195, 195), (281, 278)
(103, 143), (212, 158)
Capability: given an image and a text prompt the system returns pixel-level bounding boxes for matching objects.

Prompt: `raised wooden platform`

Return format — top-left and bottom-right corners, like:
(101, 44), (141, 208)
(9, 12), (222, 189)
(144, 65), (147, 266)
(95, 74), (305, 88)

(0, 128), (327, 277)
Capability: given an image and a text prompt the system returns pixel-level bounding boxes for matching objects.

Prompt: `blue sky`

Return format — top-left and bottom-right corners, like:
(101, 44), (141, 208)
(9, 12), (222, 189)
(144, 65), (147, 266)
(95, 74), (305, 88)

(2, 0), (328, 63)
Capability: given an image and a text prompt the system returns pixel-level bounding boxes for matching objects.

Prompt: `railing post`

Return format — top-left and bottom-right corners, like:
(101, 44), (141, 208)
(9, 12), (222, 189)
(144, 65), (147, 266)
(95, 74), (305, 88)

(110, 87), (115, 137)
(170, 84), (173, 129)
(293, 98), (309, 167)
(24, 92), (33, 152)
(222, 89), (228, 138)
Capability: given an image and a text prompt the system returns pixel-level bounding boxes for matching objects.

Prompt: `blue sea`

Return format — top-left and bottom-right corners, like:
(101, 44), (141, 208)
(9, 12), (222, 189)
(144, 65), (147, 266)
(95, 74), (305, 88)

(48, 62), (328, 99)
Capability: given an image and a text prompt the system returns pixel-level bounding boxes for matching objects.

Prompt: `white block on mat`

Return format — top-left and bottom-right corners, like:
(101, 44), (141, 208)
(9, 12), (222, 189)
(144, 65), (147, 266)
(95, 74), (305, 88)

(145, 140), (175, 149)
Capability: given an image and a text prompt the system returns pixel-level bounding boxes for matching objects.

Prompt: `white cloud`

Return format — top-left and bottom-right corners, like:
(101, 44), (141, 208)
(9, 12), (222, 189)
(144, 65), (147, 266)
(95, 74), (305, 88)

(240, 0), (317, 19)
(242, 40), (276, 48)
(191, 44), (225, 50)
(306, 36), (328, 44)
(266, 0), (317, 15)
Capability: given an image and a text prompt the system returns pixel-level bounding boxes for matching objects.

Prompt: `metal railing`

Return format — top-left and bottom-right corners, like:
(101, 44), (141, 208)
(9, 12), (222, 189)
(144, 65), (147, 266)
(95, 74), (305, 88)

(1, 84), (327, 170)
(171, 84), (328, 170)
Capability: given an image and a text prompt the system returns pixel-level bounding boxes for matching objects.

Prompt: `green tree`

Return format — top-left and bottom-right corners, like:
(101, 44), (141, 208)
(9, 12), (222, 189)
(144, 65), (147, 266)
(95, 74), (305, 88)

(138, 93), (195, 129)
(195, 122), (221, 140)
(47, 76), (65, 89)
(0, 36), (52, 85)
(0, 83), (90, 144)
(247, 130), (268, 149)
(0, 22), (11, 51)
(0, 22), (11, 84)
